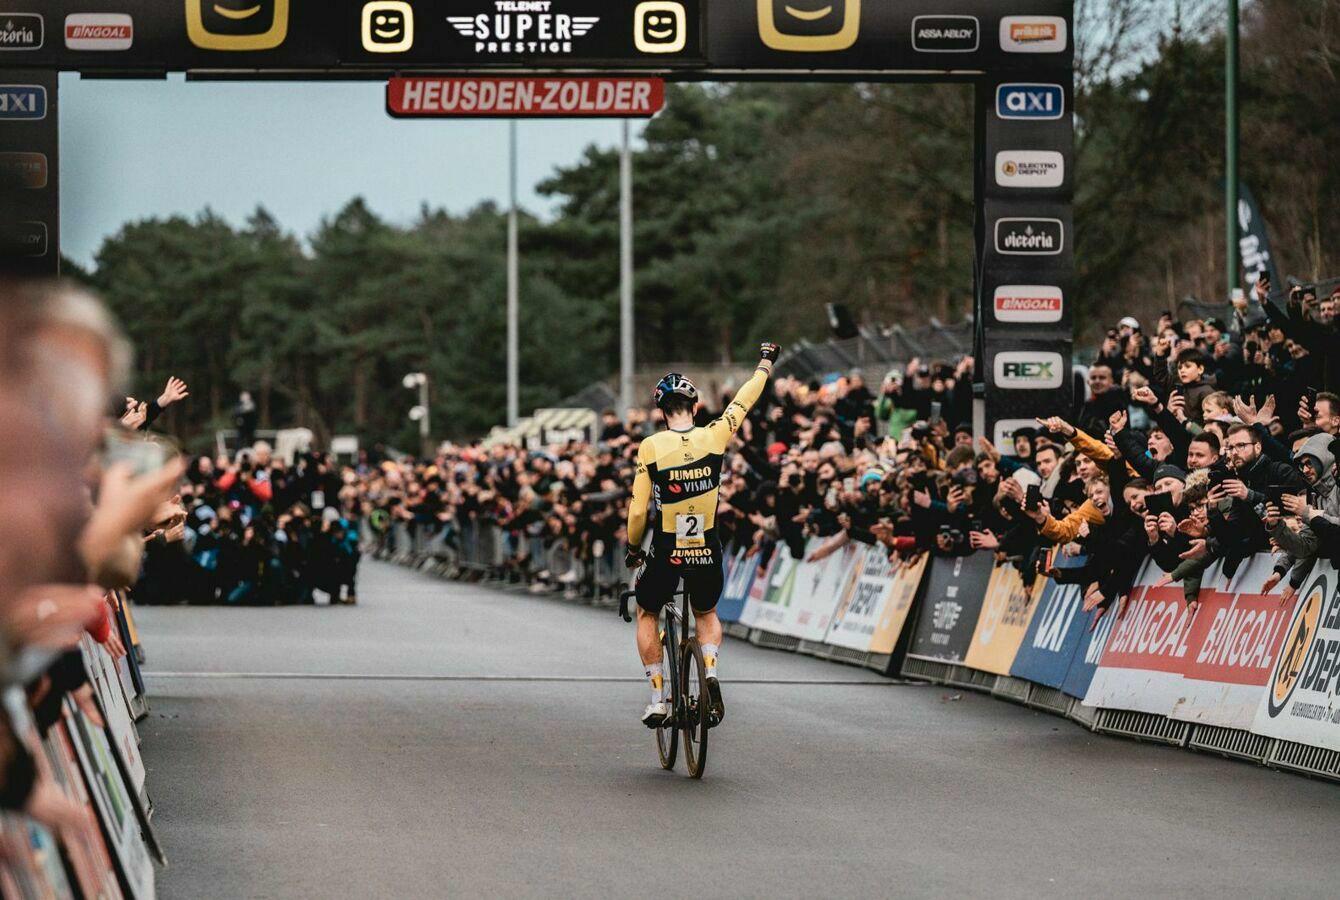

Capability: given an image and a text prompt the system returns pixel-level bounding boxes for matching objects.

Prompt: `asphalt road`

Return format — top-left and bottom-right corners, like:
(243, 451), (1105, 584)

(136, 560), (1339, 899)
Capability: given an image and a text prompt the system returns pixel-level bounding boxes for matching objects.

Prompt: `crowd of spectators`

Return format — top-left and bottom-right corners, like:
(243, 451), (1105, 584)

(360, 276), (1340, 629)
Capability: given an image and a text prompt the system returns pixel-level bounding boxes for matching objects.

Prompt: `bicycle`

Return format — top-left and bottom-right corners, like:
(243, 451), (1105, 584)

(620, 575), (717, 779)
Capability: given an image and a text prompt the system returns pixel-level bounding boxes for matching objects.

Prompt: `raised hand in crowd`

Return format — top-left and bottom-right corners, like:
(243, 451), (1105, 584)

(79, 459), (186, 580)
(120, 398), (148, 430)
(157, 376), (190, 408)
(1035, 416), (1075, 438)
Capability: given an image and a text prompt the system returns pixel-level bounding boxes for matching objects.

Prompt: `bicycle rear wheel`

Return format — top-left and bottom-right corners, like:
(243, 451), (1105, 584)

(679, 638), (710, 779)
(655, 613), (679, 770)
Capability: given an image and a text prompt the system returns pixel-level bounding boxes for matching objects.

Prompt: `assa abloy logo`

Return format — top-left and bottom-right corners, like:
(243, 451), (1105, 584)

(996, 83), (1064, 120)
(994, 285), (1063, 323)
(999, 16), (1067, 53)
(0, 13), (42, 50)
(995, 352), (1064, 390)
(911, 16), (978, 53)
(0, 84), (45, 119)
(995, 218), (1063, 256)
(1, 221), (48, 257)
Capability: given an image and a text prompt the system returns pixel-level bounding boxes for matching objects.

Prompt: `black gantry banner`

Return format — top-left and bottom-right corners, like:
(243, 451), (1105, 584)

(908, 554), (994, 664)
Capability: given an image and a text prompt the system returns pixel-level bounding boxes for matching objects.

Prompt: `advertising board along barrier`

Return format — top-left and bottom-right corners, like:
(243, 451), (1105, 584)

(1010, 552), (1088, 689)
(1170, 555), (1292, 730)
(964, 561), (1041, 675)
(783, 540), (855, 642)
(1252, 559), (1340, 754)
(734, 543), (777, 632)
(717, 547), (757, 624)
(868, 553), (930, 674)
(905, 554), (994, 678)
(825, 545), (905, 652)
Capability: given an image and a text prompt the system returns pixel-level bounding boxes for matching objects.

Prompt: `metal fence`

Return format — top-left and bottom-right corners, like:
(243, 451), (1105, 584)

(362, 517), (627, 604)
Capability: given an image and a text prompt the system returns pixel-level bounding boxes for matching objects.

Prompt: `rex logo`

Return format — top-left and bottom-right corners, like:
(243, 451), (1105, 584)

(757, 0), (860, 52)
(186, 0), (289, 51)
(994, 352), (1064, 390)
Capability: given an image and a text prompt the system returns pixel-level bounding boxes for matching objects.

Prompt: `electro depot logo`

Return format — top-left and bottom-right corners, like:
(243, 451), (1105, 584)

(758, 0), (860, 52)
(186, 0), (289, 51)
(994, 352), (1064, 390)
(1268, 576), (1326, 718)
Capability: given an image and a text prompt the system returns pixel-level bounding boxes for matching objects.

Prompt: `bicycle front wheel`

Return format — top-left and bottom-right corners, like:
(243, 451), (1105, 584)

(656, 613), (679, 770)
(680, 638), (710, 779)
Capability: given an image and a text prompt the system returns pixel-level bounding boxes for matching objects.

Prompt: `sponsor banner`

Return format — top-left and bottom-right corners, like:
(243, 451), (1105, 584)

(1061, 595), (1119, 700)
(993, 284), (1063, 324)
(1252, 560), (1340, 751)
(994, 150), (1064, 189)
(996, 83), (1065, 121)
(736, 544), (778, 629)
(870, 552), (929, 655)
(994, 217), (1064, 255)
(1010, 554), (1089, 689)
(740, 544), (795, 631)
(964, 562), (1042, 675)
(0, 13), (42, 51)
(910, 15), (979, 53)
(999, 16), (1067, 53)
(0, 83), (45, 119)
(907, 553), (993, 664)
(717, 547), (759, 623)
(1083, 559), (1194, 714)
(782, 540), (856, 641)
(1169, 555), (1292, 729)
(80, 635), (146, 795)
(825, 544), (891, 651)
(993, 350), (1064, 390)
(0, 150), (46, 188)
(387, 77), (665, 118)
(65, 14), (134, 51)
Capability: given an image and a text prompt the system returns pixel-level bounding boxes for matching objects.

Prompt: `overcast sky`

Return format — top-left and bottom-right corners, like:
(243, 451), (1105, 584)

(59, 73), (627, 266)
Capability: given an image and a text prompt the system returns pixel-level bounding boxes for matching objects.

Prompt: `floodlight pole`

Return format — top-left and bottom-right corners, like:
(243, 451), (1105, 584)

(620, 120), (635, 415)
(1225, 0), (1240, 300)
(507, 119), (520, 427)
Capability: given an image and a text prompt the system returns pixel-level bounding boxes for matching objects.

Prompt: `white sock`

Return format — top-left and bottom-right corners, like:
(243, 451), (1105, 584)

(645, 663), (665, 704)
(702, 643), (719, 678)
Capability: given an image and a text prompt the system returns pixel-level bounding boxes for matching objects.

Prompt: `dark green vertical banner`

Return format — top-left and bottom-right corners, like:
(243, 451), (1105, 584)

(0, 69), (58, 277)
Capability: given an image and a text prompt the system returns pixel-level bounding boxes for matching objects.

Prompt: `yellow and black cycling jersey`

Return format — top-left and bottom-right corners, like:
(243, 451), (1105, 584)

(626, 365), (770, 562)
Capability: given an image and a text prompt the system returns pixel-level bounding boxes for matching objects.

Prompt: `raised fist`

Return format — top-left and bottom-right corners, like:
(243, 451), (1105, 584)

(759, 342), (780, 362)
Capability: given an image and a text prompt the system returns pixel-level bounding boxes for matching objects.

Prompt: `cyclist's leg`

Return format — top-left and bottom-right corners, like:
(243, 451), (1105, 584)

(635, 554), (679, 716)
(686, 563), (725, 675)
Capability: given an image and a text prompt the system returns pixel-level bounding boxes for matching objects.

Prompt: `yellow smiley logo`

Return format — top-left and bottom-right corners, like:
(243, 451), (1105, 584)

(186, 0), (289, 51)
(758, 0), (860, 52)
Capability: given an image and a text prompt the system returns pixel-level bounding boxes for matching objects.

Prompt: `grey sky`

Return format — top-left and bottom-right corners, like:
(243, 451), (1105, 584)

(58, 73), (627, 266)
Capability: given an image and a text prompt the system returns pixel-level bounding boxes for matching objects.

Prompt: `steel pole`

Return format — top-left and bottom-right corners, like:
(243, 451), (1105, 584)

(507, 120), (520, 427)
(1225, 0), (1240, 300)
(419, 378), (431, 457)
(620, 120), (635, 415)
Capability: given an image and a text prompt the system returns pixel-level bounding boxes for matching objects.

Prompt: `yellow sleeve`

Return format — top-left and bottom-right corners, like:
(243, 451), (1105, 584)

(704, 365), (770, 453)
(626, 439), (654, 547)
(1040, 500), (1106, 543)
(1069, 428), (1114, 461)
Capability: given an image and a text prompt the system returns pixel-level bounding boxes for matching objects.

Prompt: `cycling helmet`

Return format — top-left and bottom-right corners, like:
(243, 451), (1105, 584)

(653, 372), (698, 411)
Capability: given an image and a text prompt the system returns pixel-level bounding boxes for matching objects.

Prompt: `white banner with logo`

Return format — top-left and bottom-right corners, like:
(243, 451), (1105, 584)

(739, 544), (795, 631)
(1251, 560), (1340, 751)
(782, 541), (858, 642)
(825, 544), (897, 651)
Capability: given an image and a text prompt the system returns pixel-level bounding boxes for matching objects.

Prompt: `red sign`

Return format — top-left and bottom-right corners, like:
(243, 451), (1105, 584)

(387, 77), (665, 118)
(1180, 587), (1291, 686)
(1098, 584), (1194, 674)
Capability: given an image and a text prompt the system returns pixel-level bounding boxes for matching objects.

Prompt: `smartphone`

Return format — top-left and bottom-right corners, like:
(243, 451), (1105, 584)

(1305, 387), (1319, 404)
(102, 428), (169, 476)
(1145, 491), (1174, 518)
(1266, 485), (1304, 507)
(1024, 484), (1042, 512)
(929, 401), (942, 422)
(842, 478), (856, 493)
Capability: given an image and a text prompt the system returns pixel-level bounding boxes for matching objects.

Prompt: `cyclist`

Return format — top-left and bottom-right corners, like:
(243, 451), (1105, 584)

(625, 342), (780, 727)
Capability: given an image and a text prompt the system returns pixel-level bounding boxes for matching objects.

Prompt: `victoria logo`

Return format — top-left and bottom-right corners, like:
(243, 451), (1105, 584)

(910, 15), (978, 53)
(66, 13), (134, 51)
(1000, 16), (1067, 53)
(993, 285), (1063, 323)
(448, 3), (600, 55)
(994, 352), (1064, 390)
(996, 83), (1064, 120)
(995, 150), (1065, 188)
(0, 84), (45, 119)
(0, 13), (42, 50)
(995, 218), (1063, 256)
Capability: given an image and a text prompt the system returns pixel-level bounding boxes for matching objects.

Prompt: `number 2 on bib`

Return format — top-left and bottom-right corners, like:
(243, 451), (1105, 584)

(675, 513), (705, 549)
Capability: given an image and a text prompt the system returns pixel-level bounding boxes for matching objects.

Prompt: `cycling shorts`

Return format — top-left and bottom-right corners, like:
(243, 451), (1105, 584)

(635, 548), (724, 617)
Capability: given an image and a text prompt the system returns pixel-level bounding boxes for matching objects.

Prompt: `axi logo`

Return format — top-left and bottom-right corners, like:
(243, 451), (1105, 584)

(0, 84), (46, 119)
(996, 83), (1064, 120)
(186, 0), (289, 51)
(757, 0), (860, 52)
(995, 218), (1063, 256)
(0, 13), (43, 50)
(994, 352), (1064, 390)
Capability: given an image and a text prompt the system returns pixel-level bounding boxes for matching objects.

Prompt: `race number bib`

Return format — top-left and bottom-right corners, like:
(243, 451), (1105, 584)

(675, 513), (705, 549)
